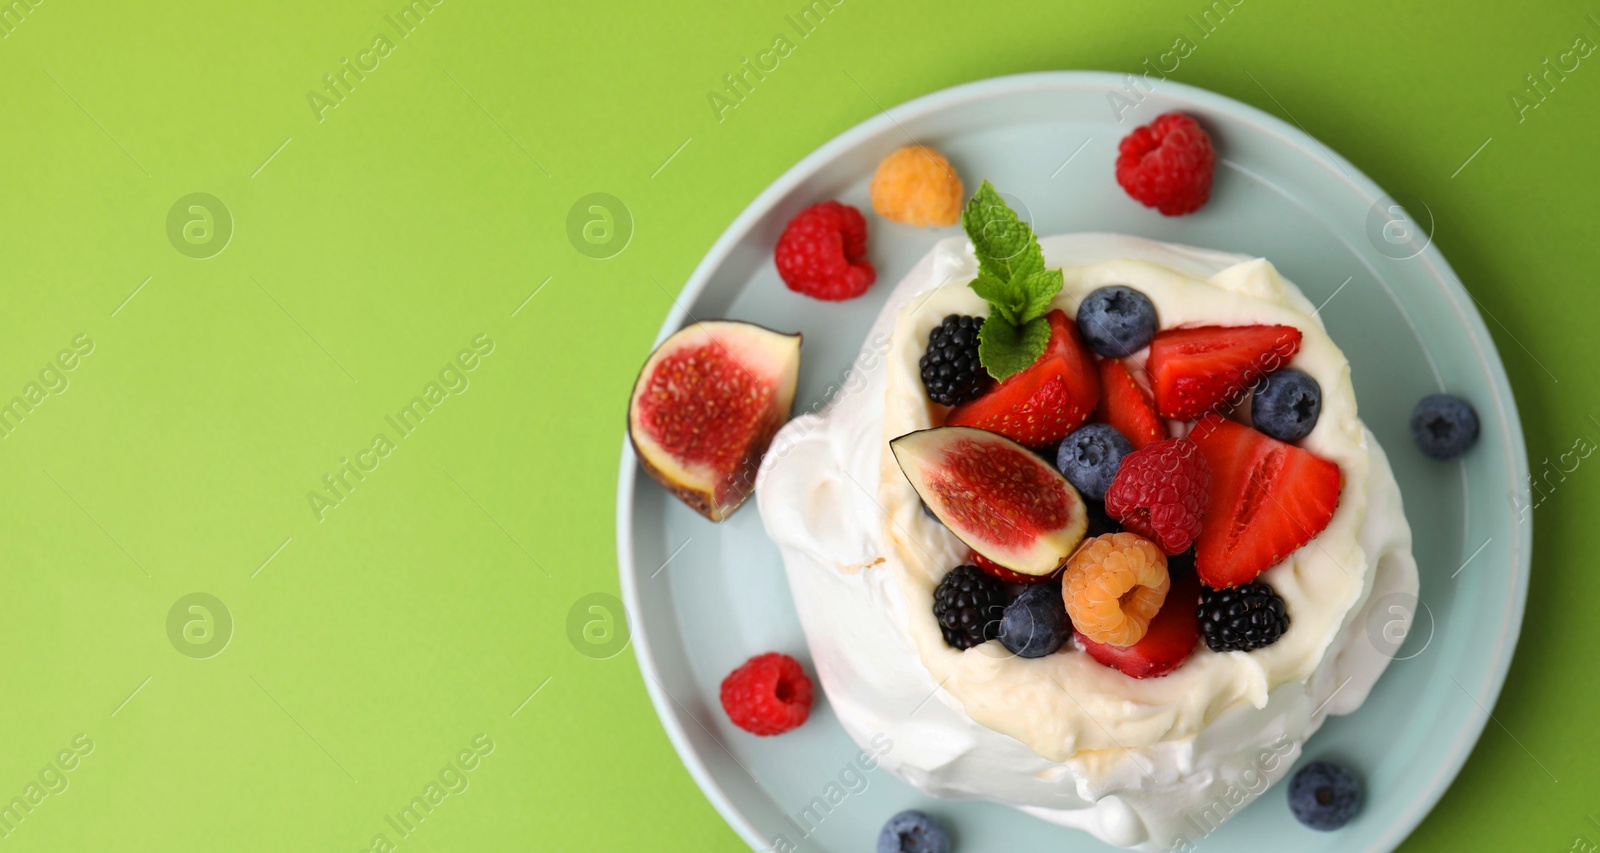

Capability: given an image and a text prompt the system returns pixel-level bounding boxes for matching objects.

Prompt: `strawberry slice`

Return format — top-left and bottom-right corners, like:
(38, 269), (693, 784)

(947, 310), (1100, 447)
(1094, 358), (1166, 449)
(1147, 325), (1302, 420)
(1189, 415), (1342, 588)
(1078, 568), (1201, 678)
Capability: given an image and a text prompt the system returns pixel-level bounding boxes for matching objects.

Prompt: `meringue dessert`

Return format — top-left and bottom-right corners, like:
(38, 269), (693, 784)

(755, 222), (1418, 850)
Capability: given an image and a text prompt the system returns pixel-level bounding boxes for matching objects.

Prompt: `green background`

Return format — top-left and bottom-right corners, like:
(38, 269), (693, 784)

(0, 0), (1595, 849)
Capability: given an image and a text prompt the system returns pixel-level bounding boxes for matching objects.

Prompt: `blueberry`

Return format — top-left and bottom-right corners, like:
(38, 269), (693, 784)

(1287, 761), (1361, 831)
(1252, 368), (1322, 442)
(1410, 394), (1479, 460)
(877, 809), (951, 853)
(1056, 423), (1134, 501)
(1076, 286), (1158, 358)
(999, 582), (1070, 658)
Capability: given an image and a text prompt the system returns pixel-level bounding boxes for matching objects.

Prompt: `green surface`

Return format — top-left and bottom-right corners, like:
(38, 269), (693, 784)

(0, 0), (1594, 849)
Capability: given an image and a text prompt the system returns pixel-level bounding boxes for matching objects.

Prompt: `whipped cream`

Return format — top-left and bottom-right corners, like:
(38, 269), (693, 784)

(756, 234), (1418, 850)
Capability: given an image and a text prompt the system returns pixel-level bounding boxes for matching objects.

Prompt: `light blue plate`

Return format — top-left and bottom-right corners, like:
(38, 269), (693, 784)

(616, 72), (1529, 852)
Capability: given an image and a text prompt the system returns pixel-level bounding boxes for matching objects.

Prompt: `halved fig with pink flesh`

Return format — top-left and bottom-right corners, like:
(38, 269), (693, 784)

(891, 426), (1088, 576)
(629, 320), (801, 522)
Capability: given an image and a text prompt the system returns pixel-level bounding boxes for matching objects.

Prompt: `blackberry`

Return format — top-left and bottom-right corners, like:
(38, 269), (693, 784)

(1198, 581), (1289, 652)
(919, 314), (992, 406)
(932, 565), (1007, 650)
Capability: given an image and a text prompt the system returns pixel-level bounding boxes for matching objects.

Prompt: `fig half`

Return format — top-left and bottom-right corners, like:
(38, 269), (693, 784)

(628, 320), (801, 522)
(892, 426), (1088, 576)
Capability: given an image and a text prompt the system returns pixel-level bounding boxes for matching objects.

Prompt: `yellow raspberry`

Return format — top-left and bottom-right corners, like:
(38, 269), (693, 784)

(869, 146), (963, 227)
(1064, 533), (1170, 647)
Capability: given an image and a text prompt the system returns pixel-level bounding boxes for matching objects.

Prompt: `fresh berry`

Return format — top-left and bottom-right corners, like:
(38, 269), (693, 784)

(773, 201), (876, 301)
(947, 309), (1101, 447)
(1078, 567), (1201, 678)
(1147, 325), (1303, 420)
(1063, 533), (1170, 647)
(971, 551), (1059, 585)
(870, 146), (964, 228)
(1056, 423), (1134, 501)
(1095, 358), (1166, 449)
(877, 810), (952, 853)
(920, 314), (993, 405)
(1190, 415), (1341, 588)
(1115, 112), (1217, 216)
(1076, 286), (1159, 357)
(1252, 368), (1322, 443)
(1103, 438), (1211, 556)
(1410, 394), (1479, 460)
(1198, 581), (1290, 652)
(1288, 762), (1361, 831)
(719, 653), (813, 736)
(999, 582), (1071, 658)
(932, 565), (1007, 650)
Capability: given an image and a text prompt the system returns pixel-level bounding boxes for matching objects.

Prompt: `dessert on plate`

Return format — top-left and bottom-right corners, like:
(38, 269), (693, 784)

(752, 183), (1419, 850)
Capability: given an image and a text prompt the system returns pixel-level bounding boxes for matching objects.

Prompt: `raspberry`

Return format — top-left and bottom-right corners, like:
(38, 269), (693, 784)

(1063, 532), (1170, 647)
(719, 652), (813, 736)
(1104, 437), (1211, 555)
(773, 201), (876, 301)
(870, 145), (964, 227)
(1116, 112), (1216, 216)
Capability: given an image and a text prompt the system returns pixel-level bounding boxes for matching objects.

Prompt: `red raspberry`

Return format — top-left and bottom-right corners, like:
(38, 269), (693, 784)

(1104, 437), (1211, 556)
(773, 201), (876, 301)
(1116, 113), (1216, 216)
(719, 652), (813, 736)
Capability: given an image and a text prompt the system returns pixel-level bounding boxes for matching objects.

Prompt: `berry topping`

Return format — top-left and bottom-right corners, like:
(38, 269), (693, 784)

(1095, 357), (1167, 449)
(932, 564), (1007, 650)
(1063, 533), (1170, 647)
(1147, 324), (1303, 420)
(946, 309), (1101, 447)
(1056, 423), (1134, 501)
(870, 146), (964, 228)
(999, 581), (1071, 658)
(1077, 566), (1202, 678)
(1410, 393), (1479, 460)
(1076, 285), (1159, 357)
(1198, 581), (1290, 652)
(1288, 762), (1361, 831)
(719, 653), (813, 736)
(773, 201), (876, 301)
(1189, 415), (1342, 588)
(1252, 367), (1322, 442)
(1103, 437), (1211, 556)
(1115, 112), (1217, 216)
(920, 314), (994, 406)
(877, 810), (952, 853)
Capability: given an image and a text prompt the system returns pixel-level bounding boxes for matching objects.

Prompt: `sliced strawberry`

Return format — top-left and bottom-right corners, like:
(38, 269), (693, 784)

(971, 551), (1062, 584)
(1189, 415), (1342, 588)
(1147, 325), (1302, 420)
(1078, 568), (1201, 678)
(1094, 358), (1166, 449)
(947, 310), (1100, 447)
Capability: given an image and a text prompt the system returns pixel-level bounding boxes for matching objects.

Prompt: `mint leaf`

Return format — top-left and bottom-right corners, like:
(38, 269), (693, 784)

(968, 271), (1026, 325)
(962, 181), (1045, 284)
(960, 181), (1061, 381)
(979, 314), (1052, 381)
(1017, 268), (1063, 321)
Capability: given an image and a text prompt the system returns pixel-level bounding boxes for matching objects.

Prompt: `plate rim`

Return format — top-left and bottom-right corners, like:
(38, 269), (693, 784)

(615, 69), (1531, 852)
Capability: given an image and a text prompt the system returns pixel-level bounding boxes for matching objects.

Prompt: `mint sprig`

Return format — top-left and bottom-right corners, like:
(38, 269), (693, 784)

(961, 181), (1062, 381)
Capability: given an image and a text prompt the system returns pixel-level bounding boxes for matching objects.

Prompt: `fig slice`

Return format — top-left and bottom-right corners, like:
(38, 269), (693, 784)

(629, 320), (801, 522)
(891, 426), (1088, 576)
